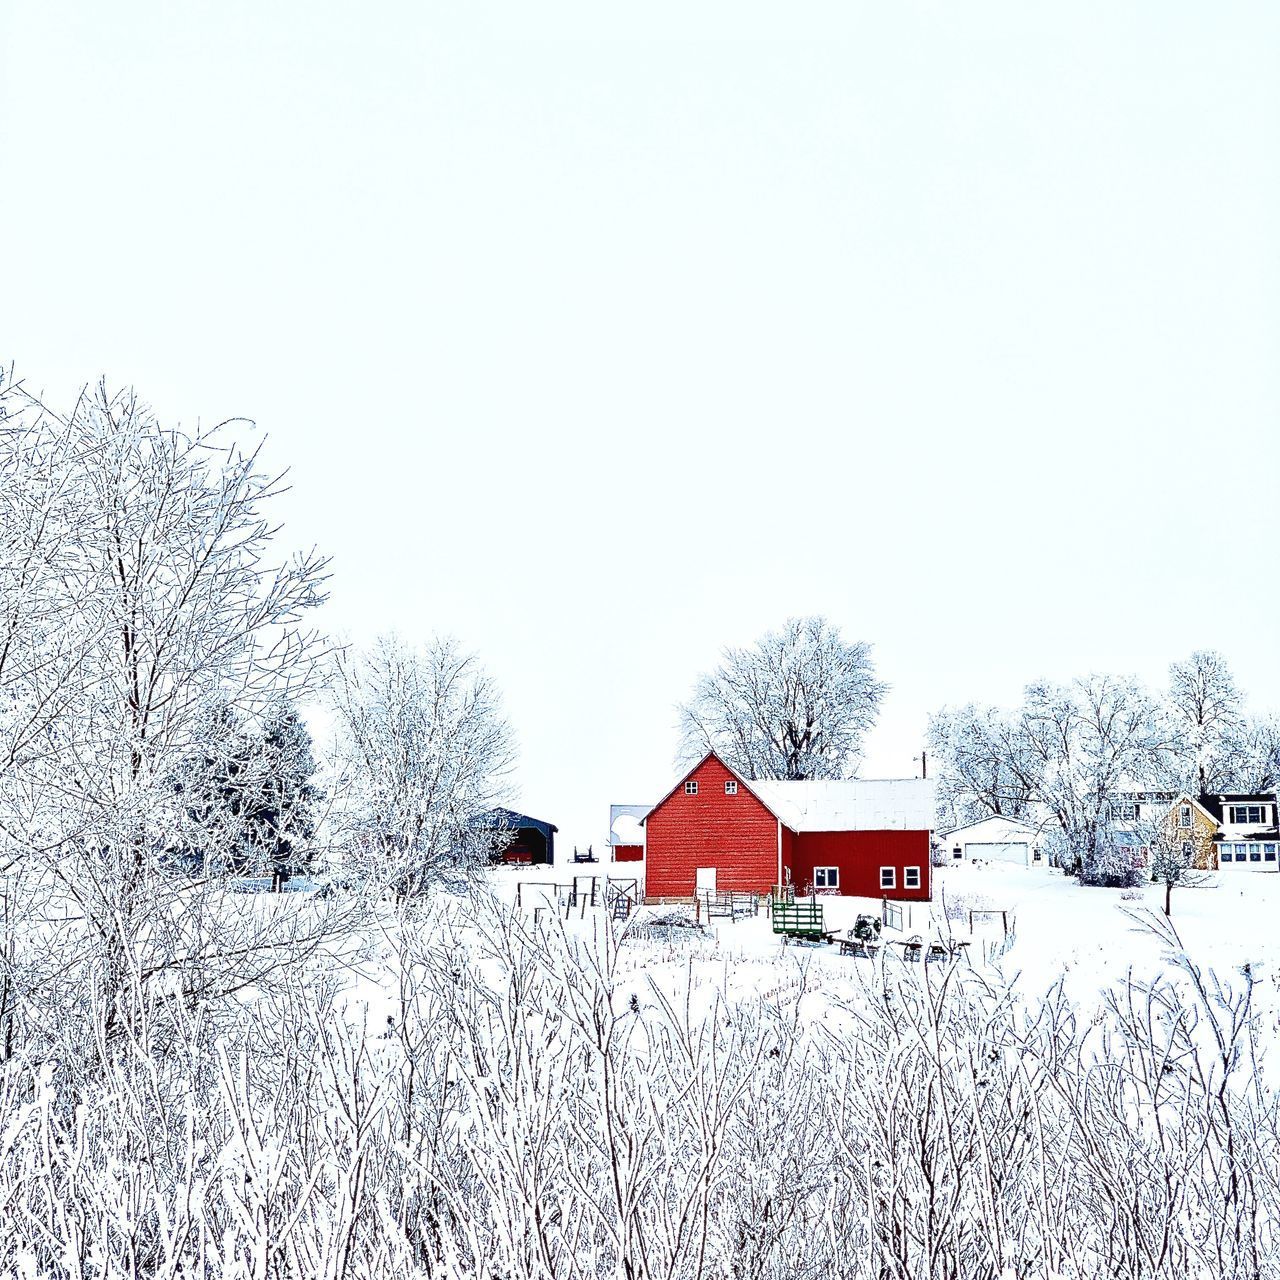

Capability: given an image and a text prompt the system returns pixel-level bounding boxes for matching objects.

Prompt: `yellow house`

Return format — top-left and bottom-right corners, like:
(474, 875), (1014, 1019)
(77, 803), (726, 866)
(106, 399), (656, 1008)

(1160, 794), (1219, 870)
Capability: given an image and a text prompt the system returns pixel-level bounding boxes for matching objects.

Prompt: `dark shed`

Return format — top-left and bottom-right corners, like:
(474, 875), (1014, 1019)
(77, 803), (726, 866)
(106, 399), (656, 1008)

(476, 808), (558, 866)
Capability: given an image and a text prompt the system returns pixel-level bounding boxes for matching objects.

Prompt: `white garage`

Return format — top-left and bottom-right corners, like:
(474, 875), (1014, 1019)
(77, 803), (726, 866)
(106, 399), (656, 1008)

(940, 817), (1043, 867)
(963, 840), (1031, 865)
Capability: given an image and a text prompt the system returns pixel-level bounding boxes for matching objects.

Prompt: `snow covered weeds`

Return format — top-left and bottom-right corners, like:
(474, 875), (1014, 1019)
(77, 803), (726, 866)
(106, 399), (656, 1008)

(0, 897), (1276, 1279)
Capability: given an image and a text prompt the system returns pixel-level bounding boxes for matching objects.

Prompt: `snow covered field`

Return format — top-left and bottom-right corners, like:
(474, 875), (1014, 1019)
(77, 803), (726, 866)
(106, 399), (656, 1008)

(475, 859), (1278, 1000)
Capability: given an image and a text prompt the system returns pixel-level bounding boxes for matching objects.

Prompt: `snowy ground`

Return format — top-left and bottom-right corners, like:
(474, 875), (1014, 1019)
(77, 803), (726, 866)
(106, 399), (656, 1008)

(337, 859), (1280, 1060)
(473, 859), (1280, 1010)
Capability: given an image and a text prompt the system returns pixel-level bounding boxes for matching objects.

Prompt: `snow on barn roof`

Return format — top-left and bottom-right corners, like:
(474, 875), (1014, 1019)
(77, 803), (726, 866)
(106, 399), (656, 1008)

(748, 777), (936, 832)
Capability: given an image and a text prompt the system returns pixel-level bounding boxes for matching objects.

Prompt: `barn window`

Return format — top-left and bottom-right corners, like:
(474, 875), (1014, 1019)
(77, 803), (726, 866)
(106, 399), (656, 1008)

(684, 780), (698, 796)
(879, 867), (896, 890)
(904, 867), (921, 890)
(814, 866), (838, 889)
(724, 780), (738, 795)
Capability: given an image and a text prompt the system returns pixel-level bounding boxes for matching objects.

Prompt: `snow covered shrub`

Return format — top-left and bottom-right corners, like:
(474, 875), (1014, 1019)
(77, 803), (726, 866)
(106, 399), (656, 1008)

(1080, 837), (1145, 888)
(0, 890), (1276, 1280)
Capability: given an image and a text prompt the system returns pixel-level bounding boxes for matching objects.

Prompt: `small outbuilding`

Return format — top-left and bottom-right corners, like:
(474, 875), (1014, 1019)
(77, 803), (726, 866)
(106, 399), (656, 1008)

(940, 815), (1043, 867)
(609, 804), (649, 863)
(476, 808), (558, 866)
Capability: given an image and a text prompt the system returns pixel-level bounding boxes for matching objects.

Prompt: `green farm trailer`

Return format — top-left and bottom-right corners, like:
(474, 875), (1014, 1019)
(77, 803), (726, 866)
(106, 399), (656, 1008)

(770, 897), (834, 943)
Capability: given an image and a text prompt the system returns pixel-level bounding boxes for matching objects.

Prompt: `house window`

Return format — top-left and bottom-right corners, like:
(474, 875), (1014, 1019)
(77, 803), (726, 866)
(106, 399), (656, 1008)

(684, 780), (698, 796)
(1032, 848), (1042, 862)
(1221, 848), (1233, 862)
(814, 866), (839, 889)
(1235, 843), (1247, 855)
(904, 867), (921, 890)
(724, 780), (737, 795)
(1230, 805), (1266, 825)
(1181, 841), (1193, 858)
(880, 867), (896, 890)
(952, 846), (963, 859)
(1179, 806), (1192, 828)
(1250, 843), (1262, 862)
(1266, 844), (1277, 861)
(1111, 803), (1139, 822)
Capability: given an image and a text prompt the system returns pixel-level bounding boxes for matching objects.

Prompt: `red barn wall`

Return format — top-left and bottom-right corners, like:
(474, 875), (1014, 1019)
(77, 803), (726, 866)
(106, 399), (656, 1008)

(791, 830), (931, 901)
(612, 845), (643, 863)
(644, 756), (778, 897)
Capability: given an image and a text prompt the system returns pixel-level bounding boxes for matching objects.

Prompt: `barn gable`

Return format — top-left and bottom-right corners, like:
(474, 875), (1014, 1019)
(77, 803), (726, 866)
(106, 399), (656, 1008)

(642, 753), (780, 898)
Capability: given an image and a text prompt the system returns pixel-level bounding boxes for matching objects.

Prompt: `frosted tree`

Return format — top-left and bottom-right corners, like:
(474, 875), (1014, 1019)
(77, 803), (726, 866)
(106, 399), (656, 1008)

(0, 371), (346, 1058)
(930, 674), (1174, 884)
(678, 615), (886, 780)
(1019, 675), (1173, 885)
(328, 634), (516, 898)
(1166, 650), (1245, 792)
(927, 703), (1038, 828)
(1142, 817), (1210, 916)
(174, 695), (321, 888)
(1229, 714), (1280, 791)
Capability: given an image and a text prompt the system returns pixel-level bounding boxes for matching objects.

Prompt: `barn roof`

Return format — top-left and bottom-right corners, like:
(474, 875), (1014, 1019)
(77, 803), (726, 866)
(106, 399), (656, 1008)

(643, 751), (935, 832)
(750, 777), (936, 832)
(474, 807), (559, 836)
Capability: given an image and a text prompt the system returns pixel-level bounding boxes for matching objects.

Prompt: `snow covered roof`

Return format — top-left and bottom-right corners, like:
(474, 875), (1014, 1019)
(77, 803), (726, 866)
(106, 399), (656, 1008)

(609, 803), (651, 845)
(749, 777), (936, 832)
(939, 813), (1038, 841)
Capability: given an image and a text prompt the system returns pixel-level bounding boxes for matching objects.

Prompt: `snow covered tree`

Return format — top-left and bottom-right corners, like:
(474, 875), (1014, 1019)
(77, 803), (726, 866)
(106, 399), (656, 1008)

(175, 696), (320, 888)
(250, 698), (321, 887)
(678, 616), (886, 780)
(1165, 650), (1245, 792)
(927, 703), (1037, 828)
(0, 371), (344, 1058)
(329, 634), (516, 898)
(1229, 714), (1280, 791)
(1143, 817), (1210, 917)
(930, 674), (1175, 885)
(1019, 676), (1173, 886)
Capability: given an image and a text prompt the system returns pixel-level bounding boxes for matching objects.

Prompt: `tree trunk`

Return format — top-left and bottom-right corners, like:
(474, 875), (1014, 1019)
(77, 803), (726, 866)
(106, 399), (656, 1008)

(1164, 881), (1172, 917)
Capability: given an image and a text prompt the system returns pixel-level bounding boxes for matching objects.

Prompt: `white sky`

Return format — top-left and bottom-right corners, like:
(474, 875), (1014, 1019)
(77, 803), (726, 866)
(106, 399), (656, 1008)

(3, 2), (1278, 851)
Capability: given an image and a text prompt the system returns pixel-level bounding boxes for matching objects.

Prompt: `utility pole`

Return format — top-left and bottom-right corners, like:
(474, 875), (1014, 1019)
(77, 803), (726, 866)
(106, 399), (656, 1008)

(914, 750), (928, 779)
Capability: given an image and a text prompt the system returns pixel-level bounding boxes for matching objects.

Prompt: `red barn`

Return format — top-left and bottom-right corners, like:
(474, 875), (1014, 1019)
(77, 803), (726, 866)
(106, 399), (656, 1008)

(639, 751), (934, 902)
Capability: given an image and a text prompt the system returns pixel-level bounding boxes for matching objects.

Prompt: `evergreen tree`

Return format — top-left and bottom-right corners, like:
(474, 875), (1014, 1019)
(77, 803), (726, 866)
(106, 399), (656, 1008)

(174, 698), (320, 889)
(250, 699), (321, 889)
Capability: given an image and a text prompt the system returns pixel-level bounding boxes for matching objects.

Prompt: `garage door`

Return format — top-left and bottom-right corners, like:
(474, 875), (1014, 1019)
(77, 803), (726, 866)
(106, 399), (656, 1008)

(965, 842), (1029, 865)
